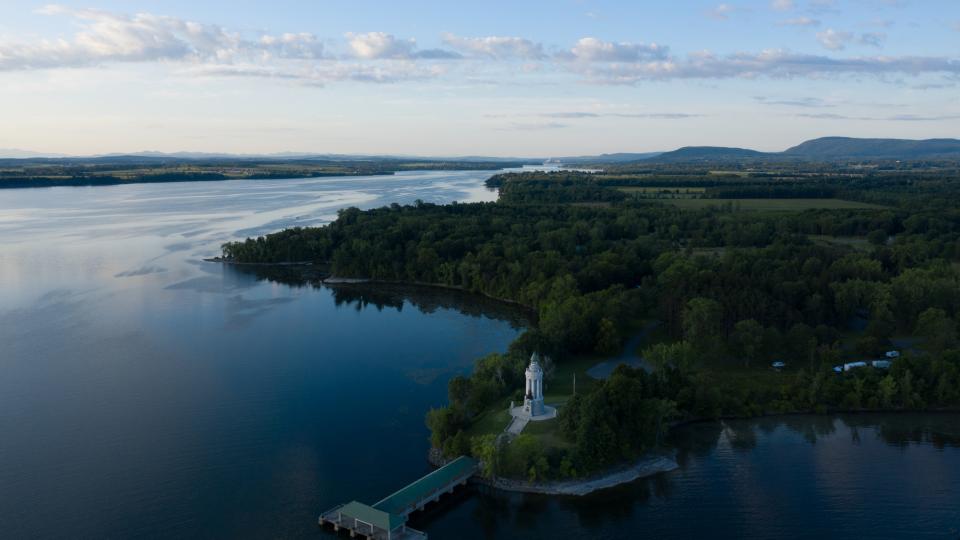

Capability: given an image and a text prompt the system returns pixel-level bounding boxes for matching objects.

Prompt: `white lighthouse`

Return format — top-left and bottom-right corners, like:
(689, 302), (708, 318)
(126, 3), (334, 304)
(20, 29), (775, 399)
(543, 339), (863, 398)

(523, 353), (546, 416)
(507, 352), (557, 432)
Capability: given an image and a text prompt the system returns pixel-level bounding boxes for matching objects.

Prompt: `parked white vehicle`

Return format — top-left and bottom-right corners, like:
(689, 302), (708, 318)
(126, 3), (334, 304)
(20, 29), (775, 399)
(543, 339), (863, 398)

(885, 350), (900, 359)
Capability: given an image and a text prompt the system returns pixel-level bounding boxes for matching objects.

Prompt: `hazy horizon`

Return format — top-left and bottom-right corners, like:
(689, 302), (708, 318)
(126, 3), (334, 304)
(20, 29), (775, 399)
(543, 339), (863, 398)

(1, 0), (958, 156)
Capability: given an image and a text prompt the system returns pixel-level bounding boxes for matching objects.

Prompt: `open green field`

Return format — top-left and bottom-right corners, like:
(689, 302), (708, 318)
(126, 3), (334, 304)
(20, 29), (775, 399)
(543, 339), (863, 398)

(664, 198), (888, 211)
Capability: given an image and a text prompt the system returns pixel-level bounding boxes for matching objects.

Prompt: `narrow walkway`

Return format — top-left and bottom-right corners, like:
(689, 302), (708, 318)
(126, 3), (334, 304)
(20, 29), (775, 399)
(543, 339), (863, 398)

(506, 416), (528, 435)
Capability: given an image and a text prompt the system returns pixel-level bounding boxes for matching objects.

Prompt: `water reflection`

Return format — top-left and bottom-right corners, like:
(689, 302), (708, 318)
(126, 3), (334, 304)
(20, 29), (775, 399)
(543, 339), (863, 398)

(234, 263), (530, 327)
(422, 413), (960, 539)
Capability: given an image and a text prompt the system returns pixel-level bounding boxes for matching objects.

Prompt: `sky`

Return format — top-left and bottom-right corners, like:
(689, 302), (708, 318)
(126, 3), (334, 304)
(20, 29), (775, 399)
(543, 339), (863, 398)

(0, 0), (958, 156)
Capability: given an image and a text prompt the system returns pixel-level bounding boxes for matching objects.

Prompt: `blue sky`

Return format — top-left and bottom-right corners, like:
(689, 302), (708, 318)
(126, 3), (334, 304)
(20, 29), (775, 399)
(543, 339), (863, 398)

(0, 0), (957, 156)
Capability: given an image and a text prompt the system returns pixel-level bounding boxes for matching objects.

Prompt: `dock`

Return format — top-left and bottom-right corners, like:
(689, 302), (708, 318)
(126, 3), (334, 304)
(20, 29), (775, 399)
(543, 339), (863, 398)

(319, 456), (478, 539)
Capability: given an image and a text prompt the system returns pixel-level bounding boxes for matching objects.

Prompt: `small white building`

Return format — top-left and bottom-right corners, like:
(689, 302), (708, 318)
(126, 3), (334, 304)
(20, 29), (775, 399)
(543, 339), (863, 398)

(508, 353), (557, 431)
(523, 353), (546, 416)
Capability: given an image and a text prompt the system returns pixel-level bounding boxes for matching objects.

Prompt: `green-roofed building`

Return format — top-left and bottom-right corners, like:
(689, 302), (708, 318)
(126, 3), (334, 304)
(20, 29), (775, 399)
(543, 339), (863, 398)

(318, 456), (478, 539)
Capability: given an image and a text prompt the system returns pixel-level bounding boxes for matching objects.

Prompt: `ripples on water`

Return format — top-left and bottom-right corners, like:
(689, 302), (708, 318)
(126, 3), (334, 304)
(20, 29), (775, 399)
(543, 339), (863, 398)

(0, 171), (521, 538)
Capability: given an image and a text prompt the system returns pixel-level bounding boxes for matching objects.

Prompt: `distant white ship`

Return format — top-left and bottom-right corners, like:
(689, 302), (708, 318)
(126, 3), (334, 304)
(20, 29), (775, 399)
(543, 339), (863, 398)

(542, 158), (563, 166)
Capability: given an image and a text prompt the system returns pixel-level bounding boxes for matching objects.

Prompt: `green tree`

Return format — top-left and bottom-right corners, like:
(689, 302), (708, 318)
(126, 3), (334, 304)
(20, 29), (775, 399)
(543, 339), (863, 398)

(682, 297), (723, 351)
(732, 319), (764, 367)
(915, 308), (957, 354)
(595, 318), (621, 355)
(878, 375), (898, 408)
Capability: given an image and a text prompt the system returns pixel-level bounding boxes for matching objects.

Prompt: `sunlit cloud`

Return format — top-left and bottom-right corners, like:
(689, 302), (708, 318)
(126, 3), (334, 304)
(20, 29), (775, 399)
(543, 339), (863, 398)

(441, 34), (544, 60)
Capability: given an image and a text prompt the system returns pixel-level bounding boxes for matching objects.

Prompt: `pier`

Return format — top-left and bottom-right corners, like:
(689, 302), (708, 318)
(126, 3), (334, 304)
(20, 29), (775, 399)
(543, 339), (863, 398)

(318, 456), (478, 539)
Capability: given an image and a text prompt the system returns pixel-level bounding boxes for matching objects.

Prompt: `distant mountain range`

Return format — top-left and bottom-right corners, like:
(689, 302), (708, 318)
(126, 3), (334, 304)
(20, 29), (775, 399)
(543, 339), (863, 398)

(554, 152), (663, 164)
(0, 148), (68, 159)
(649, 137), (960, 163)
(2, 137), (958, 163)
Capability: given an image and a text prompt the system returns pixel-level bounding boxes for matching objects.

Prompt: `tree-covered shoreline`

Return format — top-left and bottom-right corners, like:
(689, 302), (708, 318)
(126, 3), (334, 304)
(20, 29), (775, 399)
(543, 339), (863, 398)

(222, 165), (960, 481)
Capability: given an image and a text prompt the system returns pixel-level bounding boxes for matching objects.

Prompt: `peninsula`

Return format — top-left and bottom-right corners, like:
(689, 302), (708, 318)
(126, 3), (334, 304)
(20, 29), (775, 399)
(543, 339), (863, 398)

(222, 147), (960, 486)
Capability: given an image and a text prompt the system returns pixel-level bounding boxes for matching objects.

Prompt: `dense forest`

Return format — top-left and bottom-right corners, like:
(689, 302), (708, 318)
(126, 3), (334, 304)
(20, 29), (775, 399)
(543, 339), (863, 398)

(222, 163), (960, 480)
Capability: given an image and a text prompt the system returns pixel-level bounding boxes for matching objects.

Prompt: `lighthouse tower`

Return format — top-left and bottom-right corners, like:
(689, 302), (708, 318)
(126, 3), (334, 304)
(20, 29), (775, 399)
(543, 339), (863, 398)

(523, 353), (545, 416)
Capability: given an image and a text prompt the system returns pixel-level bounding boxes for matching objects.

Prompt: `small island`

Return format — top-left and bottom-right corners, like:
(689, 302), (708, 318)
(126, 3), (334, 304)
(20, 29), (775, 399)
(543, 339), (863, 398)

(221, 158), (960, 490)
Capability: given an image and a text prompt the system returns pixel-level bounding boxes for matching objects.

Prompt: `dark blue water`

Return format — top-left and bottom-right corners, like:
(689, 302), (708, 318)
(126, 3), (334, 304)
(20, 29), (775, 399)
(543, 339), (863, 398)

(2, 172), (959, 539)
(0, 171), (524, 538)
(423, 414), (960, 539)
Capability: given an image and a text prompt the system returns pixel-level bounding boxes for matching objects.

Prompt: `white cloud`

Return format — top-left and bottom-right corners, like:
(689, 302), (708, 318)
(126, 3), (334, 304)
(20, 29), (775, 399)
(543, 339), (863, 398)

(817, 28), (853, 50)
(560, 37), (669, 62)
(441, 34), (544, 60)
(771, 0), (795, 11)
(779, 17), (821, 27)
(191, 61), (446, 86)
(798, 112), (960, 121)
(1, 5), (322, 70)
(576, 49), (960, 84)
(346, 32), (412, 59)
(2, 6), (957, 90)
(708, 4), (737, 20)
(538, 111), (702, 119)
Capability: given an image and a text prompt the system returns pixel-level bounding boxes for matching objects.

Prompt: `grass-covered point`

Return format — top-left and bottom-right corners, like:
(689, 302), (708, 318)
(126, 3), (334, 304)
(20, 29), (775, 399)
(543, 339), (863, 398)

(223, 164), (960, 480)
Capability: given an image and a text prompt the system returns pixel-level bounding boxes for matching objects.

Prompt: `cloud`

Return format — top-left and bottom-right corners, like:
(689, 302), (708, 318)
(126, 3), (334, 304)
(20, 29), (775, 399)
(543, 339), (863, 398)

(499, 121), (568, 131)
(538, 111), (702, 119)
(817, 28), (887, 51)
(708, 4), (737, 20)
(441, 33), (544, 60)
(779, 17), (821, 27)
(859, 32), (887, 48)
(344, 32), (458, 60)
(559, 37), (669, 62)
(754, 96), (833, 107)
(576, 50), (960, 84)
(797, 112), (960, 121)
(0, 5), (324, 71)
(345, 32), (413, 59)
(3, 6), (957, 90)
(817, 28), (853, 50)
(771, 0), (795, 11)
(193, 62), (445, 85)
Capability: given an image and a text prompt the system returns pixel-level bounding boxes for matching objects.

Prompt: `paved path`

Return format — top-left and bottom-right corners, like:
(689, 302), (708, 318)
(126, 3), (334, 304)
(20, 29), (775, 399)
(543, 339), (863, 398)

(506, 416), (529, 435)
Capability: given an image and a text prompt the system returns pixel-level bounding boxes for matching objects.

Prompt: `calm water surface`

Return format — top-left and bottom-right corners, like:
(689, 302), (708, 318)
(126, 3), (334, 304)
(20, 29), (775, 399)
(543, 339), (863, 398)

(0, 171), (523, 538)
(1, 171), (958, 539)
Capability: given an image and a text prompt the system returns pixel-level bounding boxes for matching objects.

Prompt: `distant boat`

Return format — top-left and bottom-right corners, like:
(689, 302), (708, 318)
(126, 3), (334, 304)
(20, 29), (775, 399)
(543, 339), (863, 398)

(885, 350), (900, 359)
(772, 361), (786, 370)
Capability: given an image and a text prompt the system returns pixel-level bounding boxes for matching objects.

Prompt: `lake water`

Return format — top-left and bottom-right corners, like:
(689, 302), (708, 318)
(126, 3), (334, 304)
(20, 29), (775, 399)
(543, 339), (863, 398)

(2, 171), (959, 539)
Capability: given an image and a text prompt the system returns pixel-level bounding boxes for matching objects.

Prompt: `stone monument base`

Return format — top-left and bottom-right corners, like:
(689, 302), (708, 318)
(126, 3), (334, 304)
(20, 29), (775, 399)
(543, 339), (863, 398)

(509, 404), (557, 422)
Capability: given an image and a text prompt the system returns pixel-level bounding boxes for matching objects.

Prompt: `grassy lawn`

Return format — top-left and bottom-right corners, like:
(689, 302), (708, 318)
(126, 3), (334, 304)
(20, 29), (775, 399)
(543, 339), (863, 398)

(545, 355), (601, 404)
(663, 198), (888, 212)
(523, 418), (574, 450)
(465, 407), (512, 438)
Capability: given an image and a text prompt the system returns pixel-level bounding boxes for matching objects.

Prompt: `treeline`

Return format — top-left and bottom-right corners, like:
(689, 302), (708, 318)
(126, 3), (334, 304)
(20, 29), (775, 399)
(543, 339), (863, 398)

(223, 168), (960, 478)
(0, 158), (529, 189)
